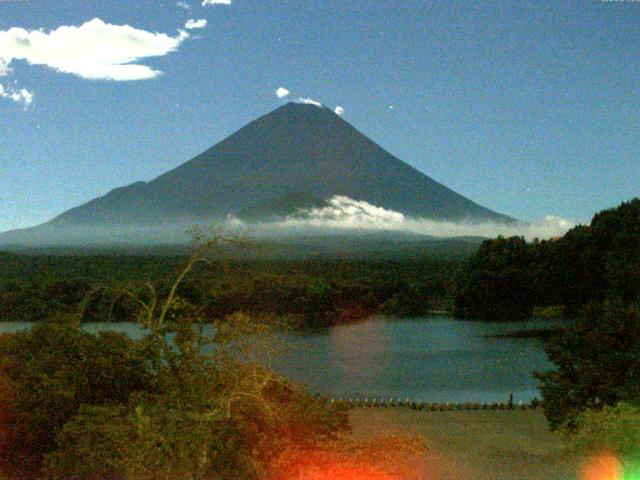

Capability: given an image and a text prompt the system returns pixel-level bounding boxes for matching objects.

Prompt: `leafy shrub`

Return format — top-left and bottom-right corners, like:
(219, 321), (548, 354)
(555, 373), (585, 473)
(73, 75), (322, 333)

(0, 316), (154, 477)
(567, 402), (640, 477)
(4, 239), (351, 480)
(535, 301), (640, 430)
(454, 236), (535, 321)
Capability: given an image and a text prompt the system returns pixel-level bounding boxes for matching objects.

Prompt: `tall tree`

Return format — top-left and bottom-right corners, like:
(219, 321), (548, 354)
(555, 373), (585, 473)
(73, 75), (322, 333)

(454, 236), (534, 321)
(535, 301), (640, 430)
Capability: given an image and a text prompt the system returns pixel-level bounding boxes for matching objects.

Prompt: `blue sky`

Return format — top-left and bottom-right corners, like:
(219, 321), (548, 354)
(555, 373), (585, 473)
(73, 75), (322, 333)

(0, 0), (638, 233)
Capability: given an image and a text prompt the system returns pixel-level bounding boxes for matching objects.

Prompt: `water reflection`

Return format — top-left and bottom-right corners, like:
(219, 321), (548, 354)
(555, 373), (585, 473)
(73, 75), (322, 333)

(0, 316), (563, 404)
(272, 316), (563, 404)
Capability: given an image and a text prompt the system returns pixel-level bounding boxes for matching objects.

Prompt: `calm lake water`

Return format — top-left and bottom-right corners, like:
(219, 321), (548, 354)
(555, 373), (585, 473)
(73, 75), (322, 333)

(0, 316), (562, 404)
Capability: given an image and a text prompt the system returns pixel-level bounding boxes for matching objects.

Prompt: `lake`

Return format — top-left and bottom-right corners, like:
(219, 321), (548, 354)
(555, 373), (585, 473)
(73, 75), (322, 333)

(0, 316), (562, 404)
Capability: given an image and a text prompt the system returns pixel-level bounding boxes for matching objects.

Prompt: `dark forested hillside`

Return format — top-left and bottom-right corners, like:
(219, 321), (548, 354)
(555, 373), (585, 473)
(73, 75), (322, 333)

(454, 198), (640, 321)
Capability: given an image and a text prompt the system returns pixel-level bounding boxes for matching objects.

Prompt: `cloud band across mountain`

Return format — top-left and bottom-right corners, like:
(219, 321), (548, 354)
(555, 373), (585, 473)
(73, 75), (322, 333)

(262, 195), (573, 240)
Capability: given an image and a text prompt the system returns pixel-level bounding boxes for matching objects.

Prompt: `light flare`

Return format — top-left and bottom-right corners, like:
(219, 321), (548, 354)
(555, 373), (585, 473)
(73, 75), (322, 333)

(579, 451), (640, 480)
(288, 464), (395, 480)
(270, 436), (427, 480)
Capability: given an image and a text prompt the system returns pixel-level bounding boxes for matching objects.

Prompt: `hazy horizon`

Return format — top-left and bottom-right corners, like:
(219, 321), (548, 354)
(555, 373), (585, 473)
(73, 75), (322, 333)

(0, 194), (575, 248)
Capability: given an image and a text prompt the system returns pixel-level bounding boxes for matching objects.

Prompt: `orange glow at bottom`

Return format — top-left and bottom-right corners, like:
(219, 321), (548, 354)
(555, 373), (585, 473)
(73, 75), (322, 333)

(272, 453), (400, 480)
(289, 464), (395, 480)
(269, 436), (427, 480)
(580, 452), (623, 480)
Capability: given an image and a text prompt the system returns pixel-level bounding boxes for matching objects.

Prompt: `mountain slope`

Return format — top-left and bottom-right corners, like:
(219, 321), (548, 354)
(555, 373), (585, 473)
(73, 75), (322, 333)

(1, 102), (516, 245)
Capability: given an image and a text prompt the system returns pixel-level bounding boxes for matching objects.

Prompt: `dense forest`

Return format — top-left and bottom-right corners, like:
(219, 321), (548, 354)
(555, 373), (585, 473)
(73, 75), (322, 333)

(0, 246), (358, 480)
(455, 198), (640, 321)
(0, 254), (457, 328)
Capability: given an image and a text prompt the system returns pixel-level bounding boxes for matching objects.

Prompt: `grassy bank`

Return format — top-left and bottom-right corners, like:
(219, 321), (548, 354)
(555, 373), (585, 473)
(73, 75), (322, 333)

(349, 408), (580, 480)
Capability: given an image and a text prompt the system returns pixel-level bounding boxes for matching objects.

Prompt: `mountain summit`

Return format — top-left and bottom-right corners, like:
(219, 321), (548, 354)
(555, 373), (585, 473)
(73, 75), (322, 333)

(1, 102), (516, 245)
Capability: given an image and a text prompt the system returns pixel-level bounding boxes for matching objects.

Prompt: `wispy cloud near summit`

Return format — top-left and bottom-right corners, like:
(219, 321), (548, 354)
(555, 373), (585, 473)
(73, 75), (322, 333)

(297, 97), (322, 107)
(275, 87), (290, 98)
(202, 0), (231, 5)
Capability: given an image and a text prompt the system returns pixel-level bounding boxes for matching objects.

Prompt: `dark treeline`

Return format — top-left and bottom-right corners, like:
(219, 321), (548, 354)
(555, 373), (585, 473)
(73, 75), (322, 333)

(455, 198), (640, 321)
(0, 254), (458, 328)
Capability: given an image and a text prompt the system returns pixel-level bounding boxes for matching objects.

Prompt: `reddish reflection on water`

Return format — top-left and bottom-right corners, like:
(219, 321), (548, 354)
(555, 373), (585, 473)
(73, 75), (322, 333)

(328, 319), (390, 379)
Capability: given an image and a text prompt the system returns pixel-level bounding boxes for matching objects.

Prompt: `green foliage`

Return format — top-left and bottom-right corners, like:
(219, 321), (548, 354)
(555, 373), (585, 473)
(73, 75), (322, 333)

(566, 402), (640, 474)
(44, 396), (251, 480)
(41, 405), (131, 480)
(454, 197), (640, 321)
(380, 279), (441, 316)
(0, 368), (27, 479)
(0, 316), (155, 477)
(548, 225), (607, 314)
(0, 255), (458, 326)
(591, 198), (640, 305)
(2, 238), (350, 479)
(454, 236), (535, 321)
(535, 302), (640, 430)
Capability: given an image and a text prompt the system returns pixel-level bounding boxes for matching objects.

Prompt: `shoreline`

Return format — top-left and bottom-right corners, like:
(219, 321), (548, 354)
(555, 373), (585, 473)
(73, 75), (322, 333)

(484, 328), (562, 340)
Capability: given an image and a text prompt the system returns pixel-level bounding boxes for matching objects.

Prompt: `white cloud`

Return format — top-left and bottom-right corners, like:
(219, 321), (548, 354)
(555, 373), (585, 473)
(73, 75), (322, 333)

(334, 105), (344, 115)
(0, 82), (33, 108)
(202, 0), (231, 5)
(176, 1), (192, 9)
(0, 18), (188, 81)
(253, 195), (574, 240)
(287, 196), (405, 229)
(185, 18), (208, 29)
(297, 97), (322, 108)
(0, 59), (10, 76)
(14, 88), (32, 107)
(275, 87), (289, 98)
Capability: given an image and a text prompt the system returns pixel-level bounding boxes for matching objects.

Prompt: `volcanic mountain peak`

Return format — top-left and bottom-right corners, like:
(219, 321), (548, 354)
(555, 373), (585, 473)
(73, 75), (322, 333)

(1, 102), (516, 246)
